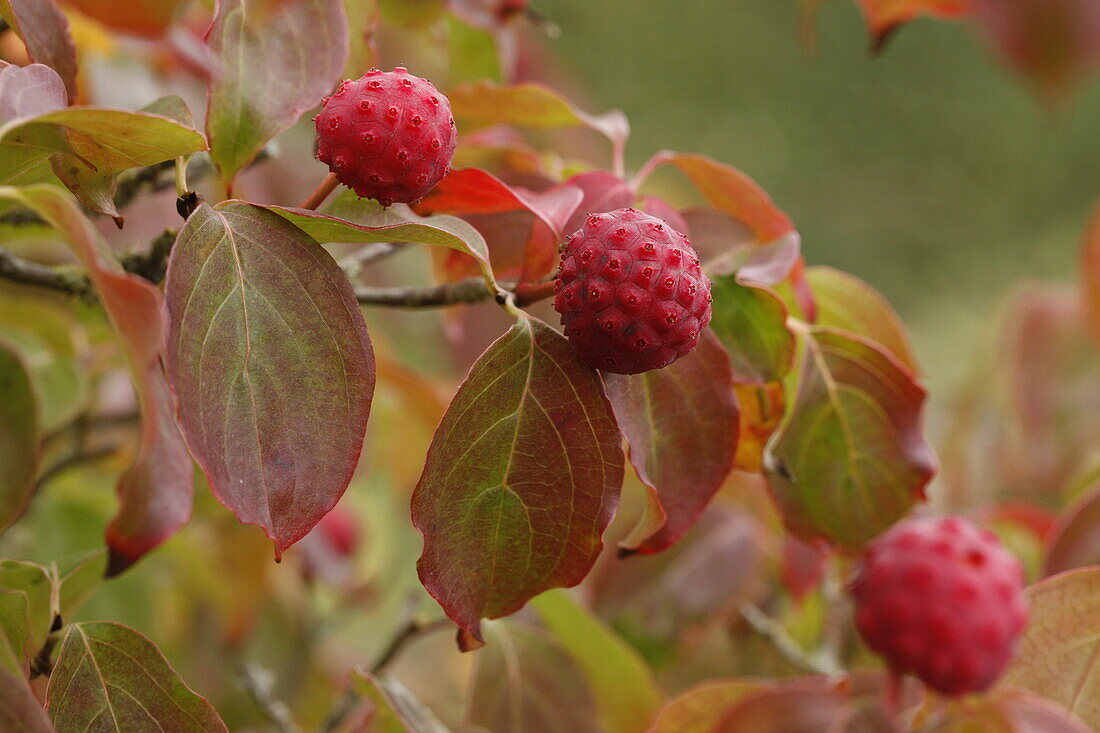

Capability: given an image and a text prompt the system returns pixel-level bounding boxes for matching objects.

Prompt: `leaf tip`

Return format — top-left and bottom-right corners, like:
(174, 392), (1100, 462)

(105, 547), (137, 578)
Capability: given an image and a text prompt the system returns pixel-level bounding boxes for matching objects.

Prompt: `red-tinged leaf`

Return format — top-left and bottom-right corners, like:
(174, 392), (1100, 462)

(164, 202), (374, 557)
(973, 0), (1100, 99)
(807, 265), (919, 373)
(352, 673), (450, 733)
(636, 152), (794, 245)
(1080, 199), (1100, 344)
(767, 326), (936, 551)
(591, 506), (765, 638)
(528, 590), (662, 733)
(261, 202), (494, 282)
(708, 275), (796, 386)
(999, 689), (1093, 733)
(449, 81), (630, 162)
(855, 0), (971, 47)
(561, 171), (635, 235)
(46, 622), (227, 732)
(681, 207), (801, 285)
(639, 194), (690, 237)
(0, 185), (193, 572)
(0, 337), (40, 537)
(781, 535), (830, 602)
(0, 667), (53, 733)
(0, 63), (67, 123)
(0, 0), (77, 101)
(466, 619), (601, 733)
(733, 381), (785, 472)
(205, 0), (348, 184)
(1045, 482), (1100, 576)
(648, 679), (765, 733)
(63, 0), (185, 37)
(414, 168), (582, 280)
(713, 677), (850, 731)
(1004, 568), (1100, 729)
(604, 331), (739, 554)
(411, 314), (623, 643)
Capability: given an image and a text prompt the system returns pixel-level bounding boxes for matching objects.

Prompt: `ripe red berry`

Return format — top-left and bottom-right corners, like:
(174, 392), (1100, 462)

(553, 208), (712, 374)
(850, 515), (1028, 696)
(314, 67), (456, 206)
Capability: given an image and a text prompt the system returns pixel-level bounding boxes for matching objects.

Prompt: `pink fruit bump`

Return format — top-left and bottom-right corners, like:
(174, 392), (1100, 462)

(850, 515), (1028, 696)
(553, 208), (712, 374)
(314, 67), (457, 206)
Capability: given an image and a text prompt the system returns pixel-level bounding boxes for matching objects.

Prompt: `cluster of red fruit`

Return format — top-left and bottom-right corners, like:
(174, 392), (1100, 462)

(315, 73), (1029, 700)
(314, 68), (713, 376)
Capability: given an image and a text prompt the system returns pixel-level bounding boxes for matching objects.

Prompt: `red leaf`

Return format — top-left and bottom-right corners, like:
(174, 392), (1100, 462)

(411, 314), (623, 643)
(973, 0), (1100, 99)
(780, 535), (830, 602)
(0, 667), (52, 733)
(164, 202), (375, 558)
(1045, 482), (1100, 576)
(854, 0), (972, 48)
(415, 168), (582, 281)
(561, 171), (635, 235)
(63, 0), (186, 37)
(1080, 198), (1100, 344)
(0, 186), (193, 574)
(635, 152), (794, 245)
(604, 331), (739, 554)
(0, 0), (78, 101)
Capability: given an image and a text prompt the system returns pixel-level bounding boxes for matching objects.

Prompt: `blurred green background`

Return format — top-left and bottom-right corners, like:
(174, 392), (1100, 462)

(548, 0), (1100, 402)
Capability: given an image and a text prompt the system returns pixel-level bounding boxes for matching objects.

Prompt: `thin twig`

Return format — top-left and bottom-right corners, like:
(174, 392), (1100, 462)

(320, 617), (452, 733)
(240, 663), (302, 733)
(739, 603), (841, 676)
(355, 276), (497, 308)
(302, 173), (340, 210)
(0, 248), (91, 298)
(35, 444), (117, 490)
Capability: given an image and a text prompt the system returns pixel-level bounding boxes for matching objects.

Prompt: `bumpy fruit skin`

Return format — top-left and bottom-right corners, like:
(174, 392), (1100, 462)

(850, 516), (1028, 696)
(553, 208), (712, 374)
(314, 67), (456, 206)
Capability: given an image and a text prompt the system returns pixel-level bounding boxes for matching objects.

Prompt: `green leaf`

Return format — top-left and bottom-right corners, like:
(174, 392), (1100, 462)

(343, 0), (380, 79)
(0, 561), (51, 661)
(0, 185), (194, 574)
(0, 107), (206, 217)
(0, 591), (29, 673)
(46, 622), (227, 732)
(261, 202), (495, 283)
(0, 292), (89, 433)
(0, 338), (38, 536)
(0, 0), (77, 101)
(448, 17), (502, 86)
(806, 265), (918, 373)
(604, 331), (739, 553)
(1004, 567), (1100, 729)
(449, 81), (629, 157)
(708, 275), (795, 385)
(0, 666), (54, 733)
(467, 619), (601, 733)
(411, 314), (623, 643)
(205, 0), (348, 184)
(529, 590), (662, 733)
(164, 202), (375, 557)
(56, 551), (106, 621)
(766, 326), (935, 551)
(648, 679), (765, 733)
(352, 673), (450, 733)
